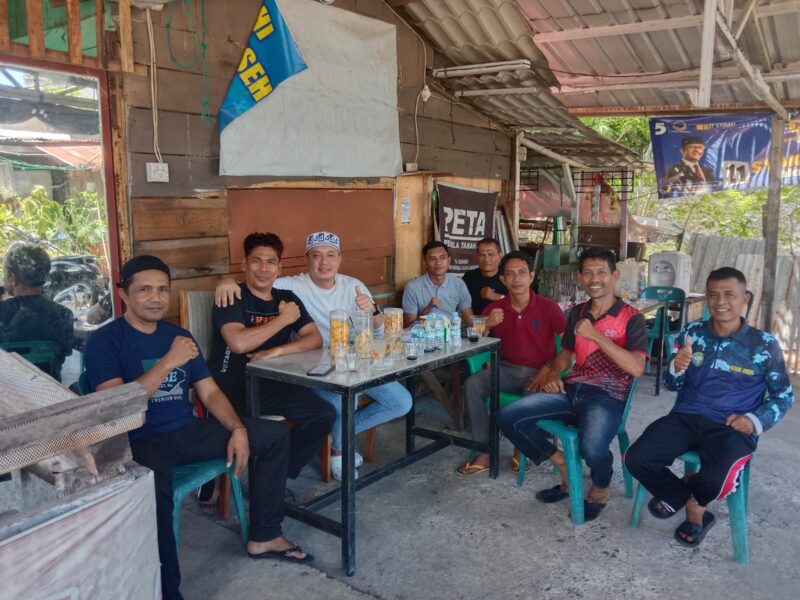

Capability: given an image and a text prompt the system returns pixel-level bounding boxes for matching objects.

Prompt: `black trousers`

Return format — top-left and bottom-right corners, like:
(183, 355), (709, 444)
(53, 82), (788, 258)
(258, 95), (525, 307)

(130, 416), (290, 600)
(224, 379), (336, 479)
(625, 412), (756, 510)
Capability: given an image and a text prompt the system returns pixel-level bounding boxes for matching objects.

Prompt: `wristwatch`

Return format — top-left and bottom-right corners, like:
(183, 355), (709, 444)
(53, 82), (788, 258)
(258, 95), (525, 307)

(372, 302), (382, 316)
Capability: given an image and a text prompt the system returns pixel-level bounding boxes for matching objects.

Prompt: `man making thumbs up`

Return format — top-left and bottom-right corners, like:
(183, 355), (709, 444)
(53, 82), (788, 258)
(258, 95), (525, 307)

(214, 231), (411, 481)
(625, 267), (794, 550)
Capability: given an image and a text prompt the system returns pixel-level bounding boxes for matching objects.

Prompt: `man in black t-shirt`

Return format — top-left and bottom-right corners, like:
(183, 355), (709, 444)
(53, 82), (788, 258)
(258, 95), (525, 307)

(208, 232), (335, 479)
(461, 237), (508, 316)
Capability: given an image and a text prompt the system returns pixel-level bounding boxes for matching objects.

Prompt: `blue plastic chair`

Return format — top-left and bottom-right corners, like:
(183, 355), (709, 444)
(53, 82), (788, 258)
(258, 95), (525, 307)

(629, 451), (751, 564)
(532, 379), (638, 524)
(640, 286), (686, 373)
(172, 459), (249, 545)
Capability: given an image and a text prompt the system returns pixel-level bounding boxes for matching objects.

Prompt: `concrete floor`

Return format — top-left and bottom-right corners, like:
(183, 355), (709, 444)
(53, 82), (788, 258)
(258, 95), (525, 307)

(177, 377), (800, 600)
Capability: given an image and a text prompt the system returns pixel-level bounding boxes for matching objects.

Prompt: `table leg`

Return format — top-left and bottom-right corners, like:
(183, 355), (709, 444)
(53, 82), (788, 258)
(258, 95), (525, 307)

(655, 302), (665, 396)
(488, 346), (500, 479)
(405, 378), (416, 455)
(341, 388), (356, 576)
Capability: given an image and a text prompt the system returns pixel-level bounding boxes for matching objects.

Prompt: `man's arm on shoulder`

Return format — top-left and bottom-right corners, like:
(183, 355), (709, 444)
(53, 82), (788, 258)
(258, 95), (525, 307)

(746, 337), (795, 434)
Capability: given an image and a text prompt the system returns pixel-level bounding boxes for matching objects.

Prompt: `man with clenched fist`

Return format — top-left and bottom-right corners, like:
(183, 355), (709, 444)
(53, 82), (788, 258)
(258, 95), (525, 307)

(207, 232), (335, 482)
(456, 251), (566, 477)
(85, 256), (314, 600)
(625, 267), (794, 550)
(498, 247), (648, 522)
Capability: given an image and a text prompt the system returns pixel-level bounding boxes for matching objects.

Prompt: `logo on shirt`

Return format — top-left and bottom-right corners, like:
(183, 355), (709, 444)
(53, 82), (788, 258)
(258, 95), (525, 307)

(691, 352), (704, 367)
(142, 359), (187, 404)
(603, 328), (617, 337)
(730, 364), (755, 375)
(531, 317), (541, 329)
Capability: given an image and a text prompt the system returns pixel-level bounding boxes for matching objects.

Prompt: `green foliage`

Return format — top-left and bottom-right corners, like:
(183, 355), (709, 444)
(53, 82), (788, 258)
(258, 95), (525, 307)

(0, 186), (109, 276)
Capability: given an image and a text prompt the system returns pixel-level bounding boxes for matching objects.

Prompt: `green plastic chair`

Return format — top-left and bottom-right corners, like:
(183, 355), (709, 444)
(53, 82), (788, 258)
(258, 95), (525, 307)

(532, 379), (638, 525)
(640, 286), (686, 373)
(629, 451), (751, 564)
(465, 335), (567, 487)
(172, 459), (249, 545)
(1, 340), (62, 380)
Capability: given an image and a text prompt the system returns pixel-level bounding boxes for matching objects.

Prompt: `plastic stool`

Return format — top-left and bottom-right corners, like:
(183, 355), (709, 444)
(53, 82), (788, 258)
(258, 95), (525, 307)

(172, 459), (248, 544)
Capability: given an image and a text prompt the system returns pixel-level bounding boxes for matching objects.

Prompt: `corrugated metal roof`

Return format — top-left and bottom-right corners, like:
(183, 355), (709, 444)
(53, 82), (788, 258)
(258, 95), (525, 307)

(402, 0), (645, 168)
(517, 0), (800, 112)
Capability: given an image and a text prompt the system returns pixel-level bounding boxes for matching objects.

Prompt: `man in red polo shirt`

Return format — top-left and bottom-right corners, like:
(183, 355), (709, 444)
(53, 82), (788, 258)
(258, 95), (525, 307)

(457, 251), (567, 476)
(498, 247), (647, 521)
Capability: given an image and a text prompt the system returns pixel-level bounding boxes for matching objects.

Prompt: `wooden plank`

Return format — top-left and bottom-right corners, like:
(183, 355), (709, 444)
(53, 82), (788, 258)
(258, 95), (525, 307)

(66, 0), (83, 65)
(0, 1), (10, 51)
(395, 174), (426, 288)
(25, 0), (45, 58)
(399, 114), (512, 156)
(401, 143), (510, 180)
(123, 68), (229, 113)
(129, 154), (224, 198)
(128, 108), (219, 158)
(95, 0), (105, 68)
(119, 0), (134, 73)
(134, 237), (230, 280)
(227, 188), (396, 265)
(132, 197), (229, 241)
(110, 74), (133, 263)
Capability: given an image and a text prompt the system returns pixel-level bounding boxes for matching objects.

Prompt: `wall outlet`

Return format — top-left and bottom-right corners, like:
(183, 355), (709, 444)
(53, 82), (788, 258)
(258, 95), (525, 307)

(404, 162), (418, 172)
(146, 162), (170, 183)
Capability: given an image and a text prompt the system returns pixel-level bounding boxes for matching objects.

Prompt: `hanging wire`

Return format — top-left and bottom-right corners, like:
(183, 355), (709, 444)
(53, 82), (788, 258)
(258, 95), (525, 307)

(165, 0), (213, 121)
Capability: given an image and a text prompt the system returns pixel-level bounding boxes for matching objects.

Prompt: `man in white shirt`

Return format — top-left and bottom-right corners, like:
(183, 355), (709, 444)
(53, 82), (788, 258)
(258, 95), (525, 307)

(216, 231), (412, 480)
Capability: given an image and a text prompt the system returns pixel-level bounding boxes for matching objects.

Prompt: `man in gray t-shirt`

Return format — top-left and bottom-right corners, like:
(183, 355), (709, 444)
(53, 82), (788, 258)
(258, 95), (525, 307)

(402, 241), (474, 328)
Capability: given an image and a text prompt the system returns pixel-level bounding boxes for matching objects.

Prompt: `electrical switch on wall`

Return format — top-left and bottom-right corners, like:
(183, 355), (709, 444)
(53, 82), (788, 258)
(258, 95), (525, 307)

(146, 162), (169, 183)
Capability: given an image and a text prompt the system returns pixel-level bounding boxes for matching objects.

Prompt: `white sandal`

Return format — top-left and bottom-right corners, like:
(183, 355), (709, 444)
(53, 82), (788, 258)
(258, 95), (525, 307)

(330, 455), (359, 481)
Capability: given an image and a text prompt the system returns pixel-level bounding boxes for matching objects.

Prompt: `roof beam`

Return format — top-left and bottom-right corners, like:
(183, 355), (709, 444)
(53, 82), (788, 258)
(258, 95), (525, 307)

(715, 10), (788, 118)
(432, 60), (532, 79)
(735, 0), (761, 39)
(520, 137), (591, 170)
(532, 1), (800, 44)
(566, 100), (800, 117)
(697, 0), (718, 107)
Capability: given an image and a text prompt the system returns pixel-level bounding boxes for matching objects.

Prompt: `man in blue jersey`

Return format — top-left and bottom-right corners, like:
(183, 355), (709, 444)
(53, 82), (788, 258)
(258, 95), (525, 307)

(85, 256), (313, 600)
(625, 267), (794, 549)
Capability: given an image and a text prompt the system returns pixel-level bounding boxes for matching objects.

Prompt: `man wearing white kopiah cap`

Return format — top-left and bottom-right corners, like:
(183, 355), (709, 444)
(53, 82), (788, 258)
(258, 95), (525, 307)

(216, 231), (412, 481)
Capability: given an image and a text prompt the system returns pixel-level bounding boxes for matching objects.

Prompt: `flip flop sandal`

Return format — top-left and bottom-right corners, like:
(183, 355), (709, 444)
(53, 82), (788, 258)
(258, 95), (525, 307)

(248, 545), (314, 564)
(535, 484), (569, 503)
(674, 512), (716, 548)
(197, 483), (219, 516)
(510, 455), (532, 473)
(456, 461), (489, 477)
(648, 497), (677, 520)
(576, 500), (607, 522)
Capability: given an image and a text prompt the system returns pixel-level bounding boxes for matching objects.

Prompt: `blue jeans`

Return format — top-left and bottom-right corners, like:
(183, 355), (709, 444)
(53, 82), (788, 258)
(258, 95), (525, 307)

(314, 381), (413, 451)
(497, 383), (625, 489)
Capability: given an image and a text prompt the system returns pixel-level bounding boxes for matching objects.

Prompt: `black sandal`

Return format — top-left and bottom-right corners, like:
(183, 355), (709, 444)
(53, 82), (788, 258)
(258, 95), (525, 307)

(648, 497), (677, 520)
(571, 500), (606, 522)
(674, 512), (716, 548)
(535, 484), (569, 504)
(248, 545), (314, 564)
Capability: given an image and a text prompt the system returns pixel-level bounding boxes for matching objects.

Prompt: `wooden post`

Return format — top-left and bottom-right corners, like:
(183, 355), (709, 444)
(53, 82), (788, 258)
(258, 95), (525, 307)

(0, 1), (10, 52)
(95, 0), (106, 67)
(761, 116), (784, 333)
(619, 189), (628, 261)
(119, 0), (134, 73)
(25, 0), (45, 58)
(66, 0), (83, 65)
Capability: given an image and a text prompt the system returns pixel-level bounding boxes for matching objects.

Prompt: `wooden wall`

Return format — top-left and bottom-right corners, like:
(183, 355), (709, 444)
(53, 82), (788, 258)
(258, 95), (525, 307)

(114, 0), (512, 317)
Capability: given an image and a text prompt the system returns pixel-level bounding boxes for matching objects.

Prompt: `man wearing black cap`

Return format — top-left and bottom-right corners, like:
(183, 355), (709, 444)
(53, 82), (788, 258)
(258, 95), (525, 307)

(84, 255), (314, 600)
(665, 136), (715, 187)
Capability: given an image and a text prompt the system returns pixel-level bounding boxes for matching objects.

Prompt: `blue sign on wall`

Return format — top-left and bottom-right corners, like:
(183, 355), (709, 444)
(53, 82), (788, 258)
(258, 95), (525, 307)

(650, 113), (800, 198)
(219, 0), (307, 131)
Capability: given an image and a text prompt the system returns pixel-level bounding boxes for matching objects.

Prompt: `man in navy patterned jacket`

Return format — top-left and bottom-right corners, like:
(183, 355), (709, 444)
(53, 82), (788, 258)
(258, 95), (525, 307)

(625, 267), (794, 549)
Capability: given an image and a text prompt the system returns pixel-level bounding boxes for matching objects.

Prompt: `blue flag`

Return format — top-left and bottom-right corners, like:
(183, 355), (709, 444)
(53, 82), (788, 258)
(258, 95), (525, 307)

(219, 0), (307, 131)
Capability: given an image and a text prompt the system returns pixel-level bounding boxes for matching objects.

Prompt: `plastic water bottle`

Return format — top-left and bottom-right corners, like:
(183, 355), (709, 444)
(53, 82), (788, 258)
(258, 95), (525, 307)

(425, 316), (436, 352)
(638, 269), (647, 298)
(451, 312), (462, 348)
(434, 316), (445, 350)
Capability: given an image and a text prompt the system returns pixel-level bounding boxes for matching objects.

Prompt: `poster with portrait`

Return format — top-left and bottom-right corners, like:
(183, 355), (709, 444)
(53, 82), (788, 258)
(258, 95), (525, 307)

(650, 112), (800, 199)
